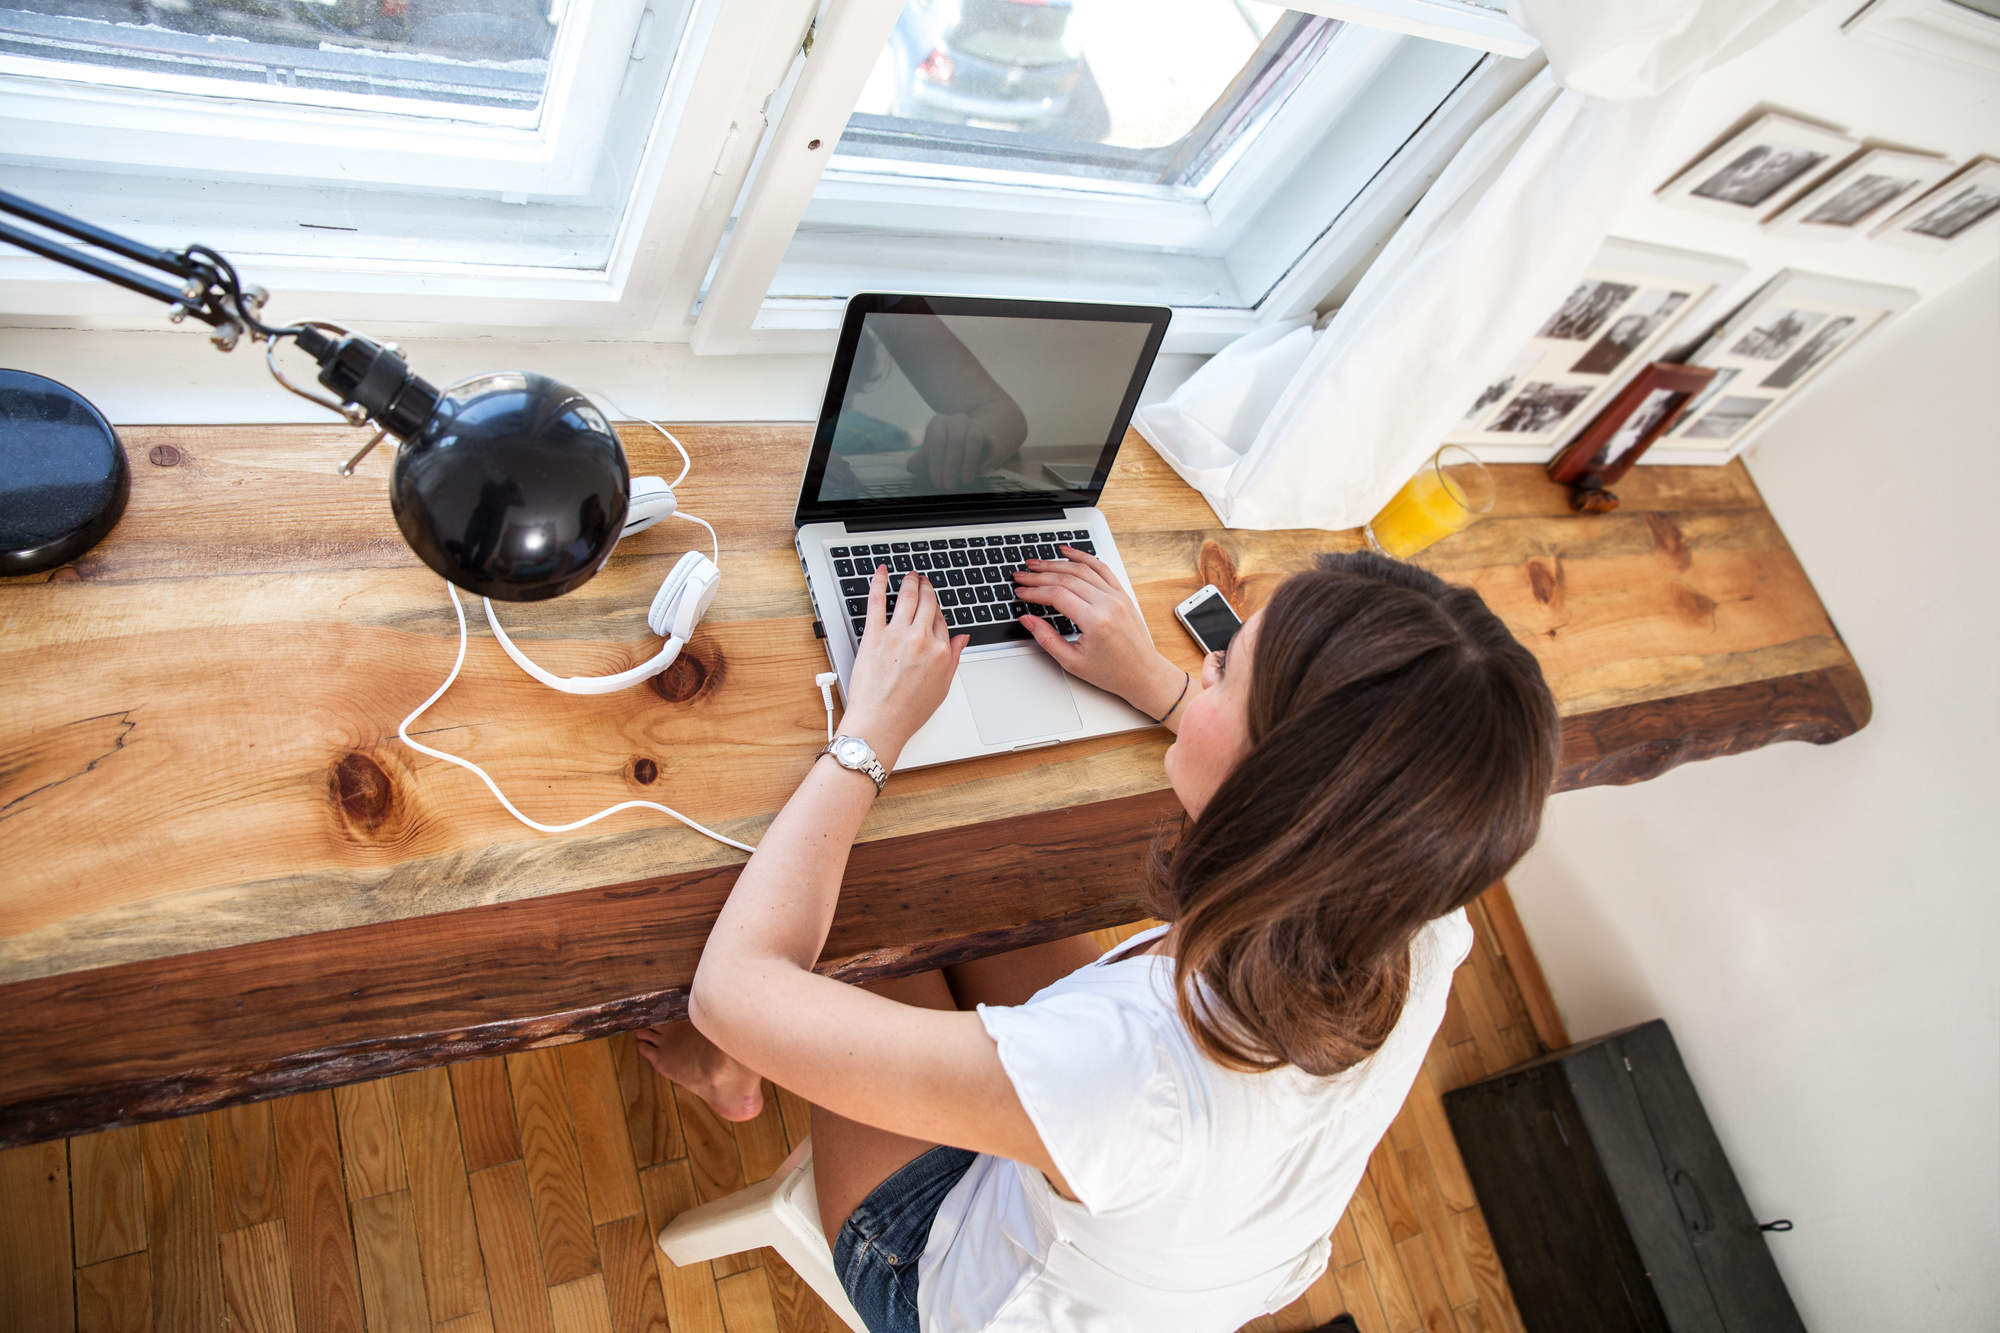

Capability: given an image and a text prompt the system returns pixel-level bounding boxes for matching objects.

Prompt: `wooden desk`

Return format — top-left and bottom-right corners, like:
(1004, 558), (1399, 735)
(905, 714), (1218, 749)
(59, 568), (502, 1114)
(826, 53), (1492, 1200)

(0, 424), (1867, 1146)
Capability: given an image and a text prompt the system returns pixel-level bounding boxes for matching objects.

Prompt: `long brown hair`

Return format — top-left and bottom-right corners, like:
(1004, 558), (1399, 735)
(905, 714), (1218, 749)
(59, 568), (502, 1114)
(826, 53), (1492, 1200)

(1148, 552), (1559, 1078)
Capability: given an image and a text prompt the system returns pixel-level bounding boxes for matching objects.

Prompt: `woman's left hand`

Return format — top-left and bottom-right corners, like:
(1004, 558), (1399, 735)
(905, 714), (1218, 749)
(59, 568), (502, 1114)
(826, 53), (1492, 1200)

(841, 565), (968, 764)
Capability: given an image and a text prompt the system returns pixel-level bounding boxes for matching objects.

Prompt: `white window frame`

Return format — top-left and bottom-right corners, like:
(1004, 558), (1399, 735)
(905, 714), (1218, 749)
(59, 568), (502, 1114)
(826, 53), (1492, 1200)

(0, 0), (819, 330)
(0, 0), (660, 195)
(0, 0), (1540, 358)
(690, 0), (1537, 354)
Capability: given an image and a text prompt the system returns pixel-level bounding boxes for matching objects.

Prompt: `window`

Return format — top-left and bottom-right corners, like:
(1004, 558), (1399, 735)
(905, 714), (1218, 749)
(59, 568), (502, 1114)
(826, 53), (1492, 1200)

(688, 1), (1534, 352)
(0, 0), (1536, 350)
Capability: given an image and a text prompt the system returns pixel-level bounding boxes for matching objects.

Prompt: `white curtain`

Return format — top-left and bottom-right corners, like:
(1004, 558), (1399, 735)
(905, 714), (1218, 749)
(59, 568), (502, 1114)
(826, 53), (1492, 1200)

(1133, 0), (1824, 532)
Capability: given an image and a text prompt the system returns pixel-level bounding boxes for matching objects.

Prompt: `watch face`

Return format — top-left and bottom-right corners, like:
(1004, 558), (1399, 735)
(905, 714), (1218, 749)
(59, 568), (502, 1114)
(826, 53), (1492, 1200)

(834, 737), (870, 765)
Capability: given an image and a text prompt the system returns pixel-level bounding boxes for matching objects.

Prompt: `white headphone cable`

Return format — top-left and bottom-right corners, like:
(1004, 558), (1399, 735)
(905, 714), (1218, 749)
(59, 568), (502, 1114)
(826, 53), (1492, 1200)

(398, 580), (791, 854)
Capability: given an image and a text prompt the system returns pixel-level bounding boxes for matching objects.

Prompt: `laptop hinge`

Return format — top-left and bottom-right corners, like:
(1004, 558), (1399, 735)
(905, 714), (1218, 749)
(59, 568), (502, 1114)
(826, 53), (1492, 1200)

(843, 503), (1071, 533)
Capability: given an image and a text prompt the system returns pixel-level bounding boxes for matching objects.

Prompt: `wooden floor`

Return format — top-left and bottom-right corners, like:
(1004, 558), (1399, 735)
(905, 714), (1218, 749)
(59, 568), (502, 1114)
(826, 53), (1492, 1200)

(0, 889), (1565, 1333)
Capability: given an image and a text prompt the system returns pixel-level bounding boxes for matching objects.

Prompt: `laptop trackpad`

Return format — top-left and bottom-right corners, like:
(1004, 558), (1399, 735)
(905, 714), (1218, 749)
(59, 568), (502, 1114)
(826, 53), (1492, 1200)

(960, 654), (1081, 745)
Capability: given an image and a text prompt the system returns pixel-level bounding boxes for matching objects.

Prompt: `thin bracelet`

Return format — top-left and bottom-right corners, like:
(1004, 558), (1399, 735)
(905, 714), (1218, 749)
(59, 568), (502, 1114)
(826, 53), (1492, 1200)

(1155, 671), (1191, 724)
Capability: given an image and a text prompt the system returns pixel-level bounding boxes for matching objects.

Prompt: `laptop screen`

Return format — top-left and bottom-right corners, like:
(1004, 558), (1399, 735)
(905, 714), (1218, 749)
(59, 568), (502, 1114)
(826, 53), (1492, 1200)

(795, 295), (1170, 527)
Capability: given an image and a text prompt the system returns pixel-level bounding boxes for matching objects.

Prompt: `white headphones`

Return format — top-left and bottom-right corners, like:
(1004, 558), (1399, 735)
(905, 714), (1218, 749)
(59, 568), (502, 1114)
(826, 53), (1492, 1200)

(484, 474), (722, 695)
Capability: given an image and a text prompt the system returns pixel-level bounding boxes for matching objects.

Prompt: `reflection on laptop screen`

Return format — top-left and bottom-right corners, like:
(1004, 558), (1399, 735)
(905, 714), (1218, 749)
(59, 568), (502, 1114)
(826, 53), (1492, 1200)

(814, 310), (1156, 506)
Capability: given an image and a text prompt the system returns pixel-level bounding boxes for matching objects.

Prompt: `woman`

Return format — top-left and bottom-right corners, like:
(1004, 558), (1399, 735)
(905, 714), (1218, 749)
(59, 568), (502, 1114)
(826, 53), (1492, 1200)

(640, 547), (1559, 1332)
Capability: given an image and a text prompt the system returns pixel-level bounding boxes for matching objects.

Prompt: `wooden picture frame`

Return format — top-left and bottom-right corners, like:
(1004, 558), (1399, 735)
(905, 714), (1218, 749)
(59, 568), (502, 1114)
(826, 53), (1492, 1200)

(1656, 113), (1860, 221)
(1548, 363), (1717, 512)
(1870, 156), (2000, 252)
(1763, 146), (1955, 240)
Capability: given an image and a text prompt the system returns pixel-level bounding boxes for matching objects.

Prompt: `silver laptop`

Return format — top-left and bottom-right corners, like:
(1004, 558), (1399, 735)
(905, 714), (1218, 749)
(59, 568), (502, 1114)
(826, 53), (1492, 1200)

(795, 293), (1172, 771)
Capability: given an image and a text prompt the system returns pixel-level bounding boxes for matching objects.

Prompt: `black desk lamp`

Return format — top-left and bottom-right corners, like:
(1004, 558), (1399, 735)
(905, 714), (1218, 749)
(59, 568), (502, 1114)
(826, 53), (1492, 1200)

(0, 188), (628, 600)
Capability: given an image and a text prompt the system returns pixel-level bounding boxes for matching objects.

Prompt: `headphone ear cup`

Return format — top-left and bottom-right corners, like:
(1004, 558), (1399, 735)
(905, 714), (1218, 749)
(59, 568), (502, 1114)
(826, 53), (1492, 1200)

(648, 551), (721, 640)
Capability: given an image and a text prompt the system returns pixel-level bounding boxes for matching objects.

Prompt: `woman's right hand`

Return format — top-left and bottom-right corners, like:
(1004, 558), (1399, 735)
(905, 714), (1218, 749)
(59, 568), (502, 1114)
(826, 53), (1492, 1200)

(1012, 548), (1192, 726)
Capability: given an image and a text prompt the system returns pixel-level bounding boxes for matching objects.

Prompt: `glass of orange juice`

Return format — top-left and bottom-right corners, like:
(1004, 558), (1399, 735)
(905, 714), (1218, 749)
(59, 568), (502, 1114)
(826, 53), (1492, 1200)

(1364, 445), (1496, 559)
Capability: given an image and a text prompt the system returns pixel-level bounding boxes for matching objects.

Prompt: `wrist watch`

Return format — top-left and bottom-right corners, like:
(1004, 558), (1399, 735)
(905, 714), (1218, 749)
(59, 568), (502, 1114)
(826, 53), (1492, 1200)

(820, 733), (887, 795)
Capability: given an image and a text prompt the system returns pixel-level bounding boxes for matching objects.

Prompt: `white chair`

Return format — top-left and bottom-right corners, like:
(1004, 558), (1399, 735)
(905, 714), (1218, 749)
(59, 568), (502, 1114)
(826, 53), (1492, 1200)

(654, 1135), (870, 1333)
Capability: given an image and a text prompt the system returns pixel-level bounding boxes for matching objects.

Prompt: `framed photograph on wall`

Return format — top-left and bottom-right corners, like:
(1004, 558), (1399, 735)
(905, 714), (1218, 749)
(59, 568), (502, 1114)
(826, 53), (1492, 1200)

(1870, 156), (2000, 252)
(1447, 240), (1748, 464)
(1763, 147), (1956, 239)
(1548, 363), (1719, 511)
(1654, 270), (1918, 459)
(1656, 113), (1860, 221)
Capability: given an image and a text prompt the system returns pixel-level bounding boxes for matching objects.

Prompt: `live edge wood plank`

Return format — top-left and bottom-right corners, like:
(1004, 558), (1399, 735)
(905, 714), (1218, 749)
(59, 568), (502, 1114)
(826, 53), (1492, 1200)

(0, 428), (1868, 1146)
(0, 644), (1871, 1148)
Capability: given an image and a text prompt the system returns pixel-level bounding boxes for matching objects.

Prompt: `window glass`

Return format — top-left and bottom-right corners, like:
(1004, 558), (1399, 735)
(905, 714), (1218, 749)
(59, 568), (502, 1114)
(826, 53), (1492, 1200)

(0, 0), (568, 120)
(840, 0), (1326, 190)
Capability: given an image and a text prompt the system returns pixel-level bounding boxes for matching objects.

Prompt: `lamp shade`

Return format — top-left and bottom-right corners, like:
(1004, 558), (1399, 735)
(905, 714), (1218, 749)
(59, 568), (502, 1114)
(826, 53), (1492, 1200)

(390, 371), (629, 602)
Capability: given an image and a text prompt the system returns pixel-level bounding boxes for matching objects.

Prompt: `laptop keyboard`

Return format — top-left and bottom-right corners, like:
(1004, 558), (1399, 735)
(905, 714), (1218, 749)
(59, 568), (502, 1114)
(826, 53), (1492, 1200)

(827, 528), (1095, 648)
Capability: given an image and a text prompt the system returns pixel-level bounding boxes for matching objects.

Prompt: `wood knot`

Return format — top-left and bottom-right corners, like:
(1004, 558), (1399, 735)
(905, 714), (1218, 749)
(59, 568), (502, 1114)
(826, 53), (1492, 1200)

(147, 444), (183, 467)
(631, 757), (659, 785)
(1647, 512), (1692, 572)
(652, 640), (722, 704)
(1526, 559), (1561, 607)
(332, 752), (394, 829)
(1196, 539), (1249, 611)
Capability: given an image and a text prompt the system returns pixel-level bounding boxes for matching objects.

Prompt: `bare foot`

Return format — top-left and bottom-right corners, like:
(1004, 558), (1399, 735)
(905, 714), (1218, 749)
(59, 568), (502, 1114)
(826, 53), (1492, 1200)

(636, 1021), (765, 1122)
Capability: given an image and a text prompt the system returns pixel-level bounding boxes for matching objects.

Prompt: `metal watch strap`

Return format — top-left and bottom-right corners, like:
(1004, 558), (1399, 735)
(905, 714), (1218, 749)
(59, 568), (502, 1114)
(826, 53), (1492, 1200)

(821, 734), (887, 795)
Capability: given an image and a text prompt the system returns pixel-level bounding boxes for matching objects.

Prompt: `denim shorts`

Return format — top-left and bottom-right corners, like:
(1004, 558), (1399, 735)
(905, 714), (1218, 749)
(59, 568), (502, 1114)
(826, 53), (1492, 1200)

(833, 1145), (978, 1333)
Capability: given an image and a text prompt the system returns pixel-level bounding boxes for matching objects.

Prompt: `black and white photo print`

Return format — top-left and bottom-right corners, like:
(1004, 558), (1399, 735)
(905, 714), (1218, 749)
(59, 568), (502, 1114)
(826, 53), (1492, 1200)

(1658, 113), (1858, 221)
(1571, 289), (1690, 375)
(1692, 145), (1830, 207)
(1489, 383), (1594, 435)
(1761, 317), (1856, 391)
(1730, 309), (1824, 360)
(1876, 157), (2000, 252)
(1682, 396), (1772, 440)
(1536, 281), (1637, 342)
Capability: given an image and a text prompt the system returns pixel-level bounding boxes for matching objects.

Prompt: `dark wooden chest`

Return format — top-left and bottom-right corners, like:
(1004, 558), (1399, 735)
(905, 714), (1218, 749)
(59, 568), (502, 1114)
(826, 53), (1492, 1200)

(1442, 1019), (1804, 1333)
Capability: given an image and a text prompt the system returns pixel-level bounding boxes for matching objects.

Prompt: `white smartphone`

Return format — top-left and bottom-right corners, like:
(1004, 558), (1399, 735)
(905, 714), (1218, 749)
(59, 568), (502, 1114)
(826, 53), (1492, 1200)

(1174, 584), (1243, 655)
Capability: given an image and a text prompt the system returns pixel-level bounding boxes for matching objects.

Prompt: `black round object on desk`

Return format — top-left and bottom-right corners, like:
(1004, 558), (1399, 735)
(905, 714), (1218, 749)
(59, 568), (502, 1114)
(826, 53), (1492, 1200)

(390, 371), (628, 602)
(0, 370), (129, 577)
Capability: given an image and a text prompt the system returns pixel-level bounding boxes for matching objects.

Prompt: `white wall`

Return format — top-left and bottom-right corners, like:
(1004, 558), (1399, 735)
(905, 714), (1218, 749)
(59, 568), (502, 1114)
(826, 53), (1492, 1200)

(1501, 11), (2000, 1328)
(1510, 253), (2000, 1327)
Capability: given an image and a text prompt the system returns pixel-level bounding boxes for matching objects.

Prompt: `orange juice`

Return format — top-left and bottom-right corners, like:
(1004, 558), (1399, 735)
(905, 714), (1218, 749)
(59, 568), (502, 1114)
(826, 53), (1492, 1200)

(1365, 447), (1494, 559)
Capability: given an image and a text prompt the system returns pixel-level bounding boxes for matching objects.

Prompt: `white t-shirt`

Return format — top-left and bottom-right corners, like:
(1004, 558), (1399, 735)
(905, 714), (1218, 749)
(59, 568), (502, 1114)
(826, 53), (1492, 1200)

(916, 910), (1473, 1333)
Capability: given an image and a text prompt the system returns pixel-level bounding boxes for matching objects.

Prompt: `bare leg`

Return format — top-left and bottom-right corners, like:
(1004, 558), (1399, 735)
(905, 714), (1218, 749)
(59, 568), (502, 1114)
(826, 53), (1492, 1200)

(942, 932), (1104, 1010)
(809, 969), (958, 1250)
(635, 1021), (765, 1122)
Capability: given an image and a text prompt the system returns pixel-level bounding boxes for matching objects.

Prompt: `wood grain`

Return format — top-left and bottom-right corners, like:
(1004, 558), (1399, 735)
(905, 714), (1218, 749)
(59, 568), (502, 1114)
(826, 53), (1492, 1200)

(211, 1101), (285, 1234)
(0, 424), (1867, 1145)
(336, 1080), (409, 1202)
(507, 1049), (600, 1287)
(714, 1269), (782, 1333)
(467, 1162), (556, 1333)
(0, 1140), (73, 1332)
(352, 1192), (432, 1333)
(273, 1091), (367, 1333)
(558, 1041), (645, 1226)
(142, 1115), (224, 1333)
(450, 1058), (521, 1173)
(607, 1032), (683, 1169)
(595, 1215), (670, 1333)
(71, 1125), (146, 1265)
(220, 1218), (300, 1333)
(76, 1252), (150, 1333)
(639, 1159), (726, 1333)
(549, 1275), (615, 1333)
(389, 1068), (488, 1325)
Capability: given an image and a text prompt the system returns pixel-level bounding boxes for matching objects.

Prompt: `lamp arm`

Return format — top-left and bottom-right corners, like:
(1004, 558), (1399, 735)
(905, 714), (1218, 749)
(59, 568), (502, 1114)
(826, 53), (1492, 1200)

(0, 187), (439, 449)
(0, 186), (296, 350)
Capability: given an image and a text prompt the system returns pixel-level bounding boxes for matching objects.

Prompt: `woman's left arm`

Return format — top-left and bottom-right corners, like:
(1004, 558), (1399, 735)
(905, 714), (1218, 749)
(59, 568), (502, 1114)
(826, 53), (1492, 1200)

(688, 565), (1074, 1190)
